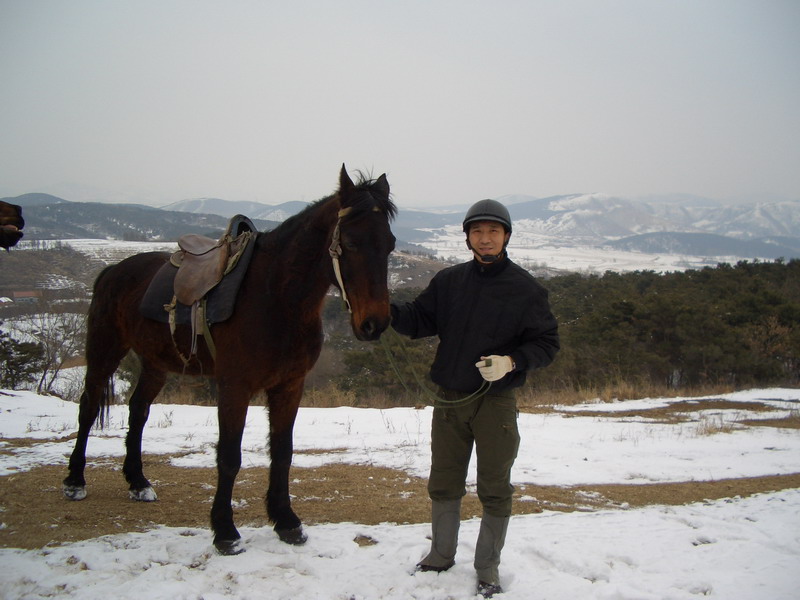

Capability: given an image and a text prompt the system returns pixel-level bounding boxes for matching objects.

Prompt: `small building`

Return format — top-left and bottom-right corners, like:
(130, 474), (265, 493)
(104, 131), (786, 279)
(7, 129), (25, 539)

(11, 290), (42, 304)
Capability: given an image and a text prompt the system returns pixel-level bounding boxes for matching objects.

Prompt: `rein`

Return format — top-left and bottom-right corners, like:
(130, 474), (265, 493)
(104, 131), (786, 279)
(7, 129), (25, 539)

(379, 326), (492, 408)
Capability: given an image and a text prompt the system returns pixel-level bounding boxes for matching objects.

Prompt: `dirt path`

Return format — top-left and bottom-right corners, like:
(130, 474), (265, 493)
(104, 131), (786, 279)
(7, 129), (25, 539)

(3, 454), (799, 550)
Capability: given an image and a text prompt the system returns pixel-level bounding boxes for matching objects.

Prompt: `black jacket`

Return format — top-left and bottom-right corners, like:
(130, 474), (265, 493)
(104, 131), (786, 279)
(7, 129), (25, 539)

(391, 256), (559, 393)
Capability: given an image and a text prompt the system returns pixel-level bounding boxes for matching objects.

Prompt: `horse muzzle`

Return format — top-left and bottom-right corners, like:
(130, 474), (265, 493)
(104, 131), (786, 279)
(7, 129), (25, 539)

(353, 314), (390, 342)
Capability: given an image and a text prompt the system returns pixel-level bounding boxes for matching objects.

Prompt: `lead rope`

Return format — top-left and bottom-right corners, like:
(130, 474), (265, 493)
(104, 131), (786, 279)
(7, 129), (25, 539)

(330, 206), (488, 407)
(380, 326), (491, 408)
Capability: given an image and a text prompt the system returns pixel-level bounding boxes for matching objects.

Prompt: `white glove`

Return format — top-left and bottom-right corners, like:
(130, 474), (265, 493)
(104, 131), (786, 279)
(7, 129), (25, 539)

(475, 355), (514, 382)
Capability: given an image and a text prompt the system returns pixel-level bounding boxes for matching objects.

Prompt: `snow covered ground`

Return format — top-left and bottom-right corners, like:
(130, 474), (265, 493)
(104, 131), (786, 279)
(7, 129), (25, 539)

(26, 233), (738, 275)
(26, 238), (177, 266)
(1, 388), (799, 599)
(419, 224), (743, 274)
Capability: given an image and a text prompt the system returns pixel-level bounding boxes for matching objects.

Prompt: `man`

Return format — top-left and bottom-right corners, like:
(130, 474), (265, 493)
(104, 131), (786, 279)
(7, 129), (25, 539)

(391, 199), (559, 597)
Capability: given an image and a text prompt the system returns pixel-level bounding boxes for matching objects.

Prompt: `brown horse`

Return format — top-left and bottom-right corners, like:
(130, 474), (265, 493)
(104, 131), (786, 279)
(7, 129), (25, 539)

(62, 166), (396, 554)
(0, 201), (24, 250)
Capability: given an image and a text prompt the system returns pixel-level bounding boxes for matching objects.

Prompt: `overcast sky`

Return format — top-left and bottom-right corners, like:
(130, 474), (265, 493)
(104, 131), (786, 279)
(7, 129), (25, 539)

(1, 0), (798, 208)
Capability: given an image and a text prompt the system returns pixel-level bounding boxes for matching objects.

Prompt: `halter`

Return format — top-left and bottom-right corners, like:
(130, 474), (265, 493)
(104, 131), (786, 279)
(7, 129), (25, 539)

(328, 205), (382, 313)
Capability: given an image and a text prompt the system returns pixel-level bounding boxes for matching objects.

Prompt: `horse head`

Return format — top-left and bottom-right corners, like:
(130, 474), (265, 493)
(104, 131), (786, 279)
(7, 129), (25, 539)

(0, 201), (25, 250)
(333, 165), (396, 341)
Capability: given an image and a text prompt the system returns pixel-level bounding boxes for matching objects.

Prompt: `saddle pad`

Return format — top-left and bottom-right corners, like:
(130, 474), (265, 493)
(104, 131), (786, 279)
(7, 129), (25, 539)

(139, 235), (256, 325)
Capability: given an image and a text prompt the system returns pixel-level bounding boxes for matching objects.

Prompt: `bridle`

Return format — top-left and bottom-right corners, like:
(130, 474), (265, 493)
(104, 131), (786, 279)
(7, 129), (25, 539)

(328, 205), (382, 313)
(331, 204), (492, 407)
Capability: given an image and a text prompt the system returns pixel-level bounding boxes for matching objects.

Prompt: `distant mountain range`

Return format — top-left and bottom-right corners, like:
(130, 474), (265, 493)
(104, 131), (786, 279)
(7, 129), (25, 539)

(160, 198), (309, 222)
(497, 193), (800, 259)
(606, 232), (799, 260)
(3, 193), (280, 242)
(4, 191), (799, 260)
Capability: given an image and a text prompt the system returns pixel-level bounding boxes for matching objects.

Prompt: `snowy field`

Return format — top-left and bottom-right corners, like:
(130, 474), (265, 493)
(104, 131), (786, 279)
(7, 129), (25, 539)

(22, 232), (741, 275)
(419, 224), (746, 275)
(21, 239), (177, 266)
(1, 388), (799, 599)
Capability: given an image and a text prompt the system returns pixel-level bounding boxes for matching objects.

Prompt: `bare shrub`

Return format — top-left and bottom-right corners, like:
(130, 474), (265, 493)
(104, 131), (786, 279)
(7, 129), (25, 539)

(302, 383), (358, 408)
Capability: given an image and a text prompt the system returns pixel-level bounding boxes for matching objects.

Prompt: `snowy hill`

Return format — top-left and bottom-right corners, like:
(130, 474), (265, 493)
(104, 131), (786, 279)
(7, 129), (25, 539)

(500, 193), (800, 245)
(6, 191), (800, 270)
(158, 192), (800, 262)
(607, 231), (800, 259)
(161, 198), (309, 221)
(0, 192), (70, 206)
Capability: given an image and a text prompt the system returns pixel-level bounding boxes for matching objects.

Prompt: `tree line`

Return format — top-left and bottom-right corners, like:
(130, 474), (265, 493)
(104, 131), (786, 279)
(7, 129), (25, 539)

(3, 259), (798, 405)
(329, 259), (800, 404)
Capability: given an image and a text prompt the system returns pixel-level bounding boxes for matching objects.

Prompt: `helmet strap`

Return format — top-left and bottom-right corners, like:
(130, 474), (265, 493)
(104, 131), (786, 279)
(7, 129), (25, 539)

(467, 241), (507, 264)
(466, 234), (510, 264)
(479, 252), (502, 263)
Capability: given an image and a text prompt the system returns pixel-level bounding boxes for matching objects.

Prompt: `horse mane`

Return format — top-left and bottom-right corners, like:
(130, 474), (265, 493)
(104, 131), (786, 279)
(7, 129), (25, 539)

(258, 172), (396, 249)
(348, 170), (397, 220)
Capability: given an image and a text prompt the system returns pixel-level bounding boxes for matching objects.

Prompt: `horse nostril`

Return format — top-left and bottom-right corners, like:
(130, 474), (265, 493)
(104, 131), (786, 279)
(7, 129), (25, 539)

(362, 319), (377, 339)
(356, 316), (389, 341)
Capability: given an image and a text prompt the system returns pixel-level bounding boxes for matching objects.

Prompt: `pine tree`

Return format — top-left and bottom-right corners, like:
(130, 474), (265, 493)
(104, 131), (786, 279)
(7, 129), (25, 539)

(0, 322), (46, 389)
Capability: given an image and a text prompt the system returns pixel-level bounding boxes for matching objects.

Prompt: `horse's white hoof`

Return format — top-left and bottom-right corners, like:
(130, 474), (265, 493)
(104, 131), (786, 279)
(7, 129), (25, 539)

(63, 484), (87, 501)
(129, 486), (158, 502)
(215, 538), (246, 556)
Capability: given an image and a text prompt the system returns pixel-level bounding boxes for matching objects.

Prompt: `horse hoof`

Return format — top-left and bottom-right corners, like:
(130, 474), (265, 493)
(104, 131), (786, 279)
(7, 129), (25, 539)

(215, 539), (246, 556)
(63, 484), (87, 501)
(277, 526), (307, 545)
(129, 487), (158, 502)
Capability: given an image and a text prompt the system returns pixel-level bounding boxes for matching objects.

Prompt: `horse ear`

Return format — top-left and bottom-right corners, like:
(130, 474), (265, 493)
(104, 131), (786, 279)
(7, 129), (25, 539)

(374, 173), (390, 198)
(339, 164), (355, 195)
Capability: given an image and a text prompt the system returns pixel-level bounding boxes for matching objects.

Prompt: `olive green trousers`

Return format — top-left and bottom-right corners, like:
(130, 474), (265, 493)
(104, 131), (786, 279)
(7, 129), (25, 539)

(428, 389), (520, 517)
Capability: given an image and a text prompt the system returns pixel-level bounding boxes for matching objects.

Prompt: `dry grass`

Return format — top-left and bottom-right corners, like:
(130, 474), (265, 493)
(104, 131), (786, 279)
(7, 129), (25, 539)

(299, 381), (748, 412)
(301, 383), (420, 409)
(2, 453), (799, 550)
(302, 384), (359, 408)
(693, 414), (740, 435)
(741, 410), (800, 430)
(2, 392), (799, 550)
(516, 382), (740, 412)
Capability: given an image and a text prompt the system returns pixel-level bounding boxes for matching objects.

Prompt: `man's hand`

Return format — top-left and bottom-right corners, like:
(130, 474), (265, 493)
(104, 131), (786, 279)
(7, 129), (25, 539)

(475, 355), (514, 382)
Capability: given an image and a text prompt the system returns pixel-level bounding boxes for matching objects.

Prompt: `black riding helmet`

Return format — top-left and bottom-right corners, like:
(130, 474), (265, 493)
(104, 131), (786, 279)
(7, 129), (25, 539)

(462, 199), (512, 263)
(462, 199), (512, 233)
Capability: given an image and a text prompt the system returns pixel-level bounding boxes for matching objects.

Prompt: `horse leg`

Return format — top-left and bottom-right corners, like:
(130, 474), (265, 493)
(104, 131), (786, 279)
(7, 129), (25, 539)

(266, 378), (307, 545)
(63, 351), (127, 500)
(122, 361), (167, 501)
(210, 383), (249, 555)
(62, 382), (109, 500)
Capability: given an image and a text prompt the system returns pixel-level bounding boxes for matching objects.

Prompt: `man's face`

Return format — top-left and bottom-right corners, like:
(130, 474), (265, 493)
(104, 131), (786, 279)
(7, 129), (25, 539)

(467, 220), (510, 263)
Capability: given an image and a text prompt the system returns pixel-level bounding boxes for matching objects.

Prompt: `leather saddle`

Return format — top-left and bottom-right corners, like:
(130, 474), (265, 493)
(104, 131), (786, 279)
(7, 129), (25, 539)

(172, 214), (256, 306)
(140, 215), (257, 359)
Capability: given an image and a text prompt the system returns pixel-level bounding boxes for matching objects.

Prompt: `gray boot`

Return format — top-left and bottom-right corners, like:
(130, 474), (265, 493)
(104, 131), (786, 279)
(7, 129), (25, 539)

(474, 511), (510, 587)
(416, 498), (461, 572)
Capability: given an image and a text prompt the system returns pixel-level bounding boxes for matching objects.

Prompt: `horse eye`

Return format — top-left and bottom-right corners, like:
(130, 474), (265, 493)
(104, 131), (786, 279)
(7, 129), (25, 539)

(342, 239), (358, 252)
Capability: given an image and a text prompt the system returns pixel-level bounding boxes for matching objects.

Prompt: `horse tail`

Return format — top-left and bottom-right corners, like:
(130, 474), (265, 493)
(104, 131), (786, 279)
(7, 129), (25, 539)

(95, 378), (115, 430)
(88, 377), (114, 429)
(88, 263), (122, 430)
